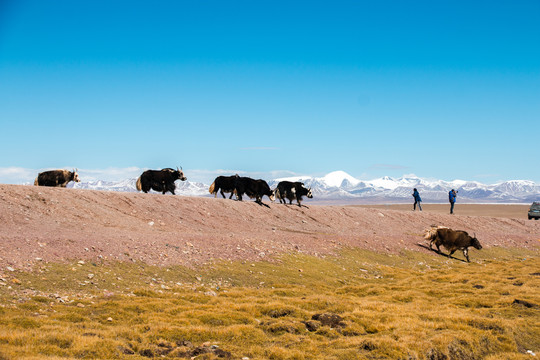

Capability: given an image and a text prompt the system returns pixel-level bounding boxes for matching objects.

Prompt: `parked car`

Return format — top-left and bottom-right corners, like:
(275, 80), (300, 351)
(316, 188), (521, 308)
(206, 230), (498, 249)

(528, 201), (540, 220)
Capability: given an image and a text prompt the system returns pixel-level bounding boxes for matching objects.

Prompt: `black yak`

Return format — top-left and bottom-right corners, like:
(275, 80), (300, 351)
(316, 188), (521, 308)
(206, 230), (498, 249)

(136, 167), (187, 195)
(274, 181), (313, 207)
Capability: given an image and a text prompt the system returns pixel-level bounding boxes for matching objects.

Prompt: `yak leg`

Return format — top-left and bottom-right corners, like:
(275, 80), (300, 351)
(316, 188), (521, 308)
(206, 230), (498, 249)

(448, 249), (457, 258)
(463, 248), (470, 262)
(220, 189), (226, 198)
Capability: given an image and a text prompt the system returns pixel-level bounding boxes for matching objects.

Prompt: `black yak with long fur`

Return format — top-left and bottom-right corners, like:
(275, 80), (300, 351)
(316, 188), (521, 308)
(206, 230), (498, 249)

(34, 169), (80, 187)
(274, 181), (313, 207)
(136, 167), (187, 195)
(424, 226), (482, 262)
(209, 174), (239, 199)
(234, 177), (274, 204)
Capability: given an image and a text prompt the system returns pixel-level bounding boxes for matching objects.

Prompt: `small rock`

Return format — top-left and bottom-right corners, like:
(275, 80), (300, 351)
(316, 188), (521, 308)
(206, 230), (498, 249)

(148, 221), (154, 226)
(77, 303), (85, 308)
(378, 213), (385, 217)
(303, 320), (321, 332)
(11, 278), (22, 285)
(204, 290), (217, 297)
(312, 313), (346, 328)
(107, 317), (113, 322)
(35, 258), (43, 261)
(87, 274), (95, 279)
(78, 261), (85, 265)
(6, 267), (15, 272)
(513, 299), (539, 308)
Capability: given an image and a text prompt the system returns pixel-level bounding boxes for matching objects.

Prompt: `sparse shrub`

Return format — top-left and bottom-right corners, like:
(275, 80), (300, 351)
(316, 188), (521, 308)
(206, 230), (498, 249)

(43, 335), (73, 349)
(447, 339), (474, 360)
(133, 289), (160, 297)
(426, 347), (448, 360)
(31, 296), (50, 303)
(11, 317), (40, 329)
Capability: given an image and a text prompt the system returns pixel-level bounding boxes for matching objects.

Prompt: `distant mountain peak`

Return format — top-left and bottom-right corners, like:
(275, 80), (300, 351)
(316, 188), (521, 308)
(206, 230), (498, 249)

(320, 171), (360, 188)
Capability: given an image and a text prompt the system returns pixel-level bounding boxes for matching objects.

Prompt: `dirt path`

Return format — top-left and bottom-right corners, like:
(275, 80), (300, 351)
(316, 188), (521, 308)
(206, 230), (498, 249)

(1, 184), (539, 270)
(352, 203), (534, 219)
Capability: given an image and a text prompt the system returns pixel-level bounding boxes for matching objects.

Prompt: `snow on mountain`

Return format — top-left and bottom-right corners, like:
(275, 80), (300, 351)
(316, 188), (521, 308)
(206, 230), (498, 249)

(69, 171), (540, 203)
(320, 171), (361, 188)
(74, 179), (209, 196)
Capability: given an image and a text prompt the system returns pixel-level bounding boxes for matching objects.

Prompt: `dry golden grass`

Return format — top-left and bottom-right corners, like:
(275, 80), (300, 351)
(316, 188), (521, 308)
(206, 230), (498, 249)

(0, 247), (538, 359)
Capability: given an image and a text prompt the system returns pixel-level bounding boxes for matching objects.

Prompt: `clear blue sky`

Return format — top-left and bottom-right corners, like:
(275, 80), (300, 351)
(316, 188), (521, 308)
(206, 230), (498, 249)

(1, 0), (539, 184)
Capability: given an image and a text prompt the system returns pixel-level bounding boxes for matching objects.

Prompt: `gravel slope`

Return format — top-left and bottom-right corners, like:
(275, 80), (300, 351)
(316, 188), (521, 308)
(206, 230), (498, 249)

(1, 184), (539, 270)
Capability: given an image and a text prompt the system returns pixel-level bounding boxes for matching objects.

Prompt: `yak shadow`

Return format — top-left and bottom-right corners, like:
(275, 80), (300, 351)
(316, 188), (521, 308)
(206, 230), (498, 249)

(256, 201), (271, 208)
(415, 243), (467, 263)
(280, 203), (310, 209)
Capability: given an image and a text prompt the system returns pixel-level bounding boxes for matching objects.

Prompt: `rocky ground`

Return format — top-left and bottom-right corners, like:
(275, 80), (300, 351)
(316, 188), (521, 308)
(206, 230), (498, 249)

(1, 184), (539, 271)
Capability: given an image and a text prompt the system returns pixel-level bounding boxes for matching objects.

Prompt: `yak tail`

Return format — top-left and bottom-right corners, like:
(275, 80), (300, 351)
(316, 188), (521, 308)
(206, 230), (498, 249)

(136, 176), (142, 191)
(34, 177), (39, 186)
(423, 225), (449, 240)
(209, 181), (216, 195)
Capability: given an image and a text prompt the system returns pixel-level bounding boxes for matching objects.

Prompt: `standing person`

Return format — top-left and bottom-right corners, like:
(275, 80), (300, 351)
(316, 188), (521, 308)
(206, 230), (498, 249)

(412, 188), (422, 211)
(449, 189), (457, 214)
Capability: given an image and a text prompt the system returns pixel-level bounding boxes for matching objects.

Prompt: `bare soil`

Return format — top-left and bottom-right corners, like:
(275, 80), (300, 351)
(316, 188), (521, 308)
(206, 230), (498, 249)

(1, 184), (539, 270)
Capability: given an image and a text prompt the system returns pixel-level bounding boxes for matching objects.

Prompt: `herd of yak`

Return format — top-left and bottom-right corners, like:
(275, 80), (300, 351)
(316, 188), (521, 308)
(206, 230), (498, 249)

(32, 168), (483, 262)
(33, 167), (313, 206)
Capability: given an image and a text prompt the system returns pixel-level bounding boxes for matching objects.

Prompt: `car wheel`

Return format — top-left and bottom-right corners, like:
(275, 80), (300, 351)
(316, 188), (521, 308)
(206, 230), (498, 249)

(529, 216), (532, 220)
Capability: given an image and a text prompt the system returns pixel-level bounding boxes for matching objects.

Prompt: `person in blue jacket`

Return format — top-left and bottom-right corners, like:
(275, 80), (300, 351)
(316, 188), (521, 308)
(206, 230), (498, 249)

(449, 189), (457, 214)
(412, 188), (422, 211)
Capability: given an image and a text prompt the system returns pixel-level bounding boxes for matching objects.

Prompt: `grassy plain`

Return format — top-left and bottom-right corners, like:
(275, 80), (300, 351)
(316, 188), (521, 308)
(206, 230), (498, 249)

(0, 247), (539, 359)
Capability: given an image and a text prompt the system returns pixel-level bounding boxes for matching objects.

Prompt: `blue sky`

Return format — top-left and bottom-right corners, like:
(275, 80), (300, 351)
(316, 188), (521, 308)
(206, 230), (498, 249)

(1, 0), (539, 184)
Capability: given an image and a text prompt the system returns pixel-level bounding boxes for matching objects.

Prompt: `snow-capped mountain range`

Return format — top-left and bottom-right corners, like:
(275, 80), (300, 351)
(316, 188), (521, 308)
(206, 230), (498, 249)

(71, 171), (540, 203)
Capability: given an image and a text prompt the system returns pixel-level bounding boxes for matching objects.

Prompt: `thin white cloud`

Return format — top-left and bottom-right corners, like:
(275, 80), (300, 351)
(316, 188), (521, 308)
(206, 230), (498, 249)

(0, 167), (36, 184)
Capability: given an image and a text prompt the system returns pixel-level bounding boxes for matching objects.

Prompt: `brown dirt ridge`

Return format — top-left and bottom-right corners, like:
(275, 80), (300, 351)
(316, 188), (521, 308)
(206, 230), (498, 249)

(1, 184), (539, 270)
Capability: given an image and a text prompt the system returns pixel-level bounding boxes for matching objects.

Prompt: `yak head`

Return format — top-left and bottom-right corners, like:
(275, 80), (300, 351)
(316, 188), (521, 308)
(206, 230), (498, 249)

(471, 234), (482, 250)
(271, 189), (277, 202)
(306, 187), (313, 199)
(72, 169), (81, 182)
(175, 167), (187, 181)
